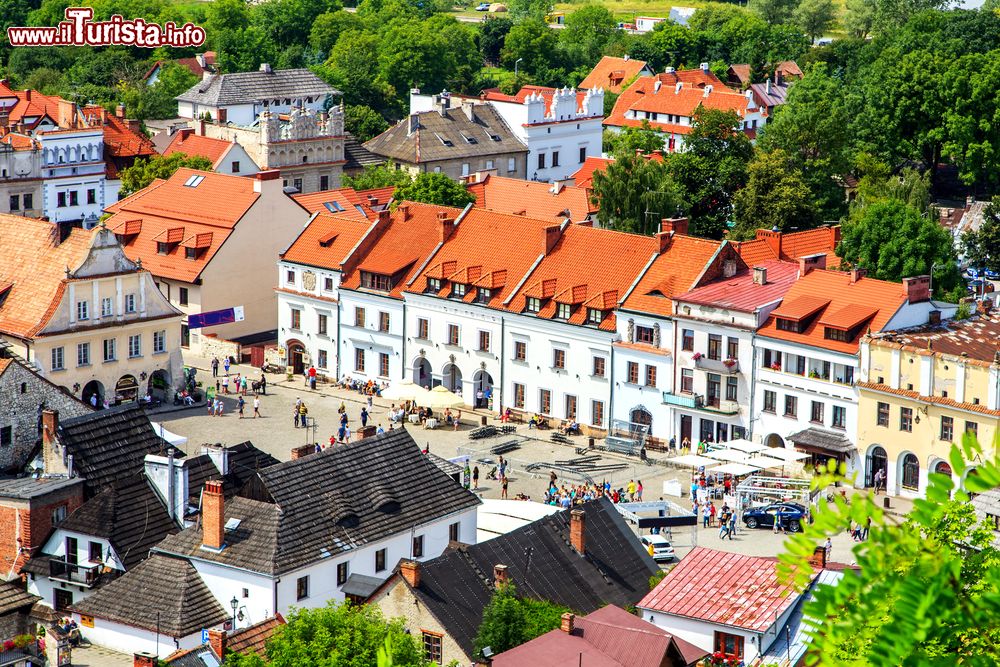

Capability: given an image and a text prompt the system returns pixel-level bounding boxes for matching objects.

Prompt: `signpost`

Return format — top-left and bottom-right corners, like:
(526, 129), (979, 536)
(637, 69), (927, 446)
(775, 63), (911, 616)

(188, 306), (245, 330)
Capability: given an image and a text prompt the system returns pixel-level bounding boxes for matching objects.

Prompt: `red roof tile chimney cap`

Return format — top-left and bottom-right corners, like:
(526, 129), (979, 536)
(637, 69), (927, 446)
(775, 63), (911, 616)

(255, 170), (281, 181)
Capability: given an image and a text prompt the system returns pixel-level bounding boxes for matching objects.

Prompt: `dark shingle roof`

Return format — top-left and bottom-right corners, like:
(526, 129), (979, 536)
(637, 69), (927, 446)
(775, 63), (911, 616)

(0, 476), (83, 499)
(365, 105), (527, 164)
(176, 68), (339, 107)
(56, 477), (180, 569)
(70, 554), (229, 637)
(344, 133), (385, 171)
(0, 581), (40, 616)
(155, 429), (480, 576)
(184, 443), (278, 503)
(58, 404), (178, 495)
(165, 614), (285, 666)
(403, 497), (659, 657)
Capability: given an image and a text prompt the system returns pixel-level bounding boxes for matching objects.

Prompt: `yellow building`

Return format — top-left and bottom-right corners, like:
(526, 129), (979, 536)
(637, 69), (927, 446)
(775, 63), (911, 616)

(0, 215), (183, 406)
(857, 310), (1000, 498)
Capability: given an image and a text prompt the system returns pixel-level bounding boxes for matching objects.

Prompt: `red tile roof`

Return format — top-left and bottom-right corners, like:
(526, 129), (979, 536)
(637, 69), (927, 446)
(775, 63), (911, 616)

(621, 235), (723, 316)
(481, 85), (589, 110)
(605, 70), (745, 134)
(578, 56), (651, 94)
(758, 269), (909, 353)
(281, 212), (374, 271)
(675, 260), (799, 313)
(638, 547), (816, 633)
(493, 604), (707, 667)
(227, 613), (285, 656)
(292, 186), (395, 217)
(143, 52), (216, 82)
(866, 311), (1000, 366)
(103, 168), (259, 283)
(466, 174), (596, 223)
(733, 226), (842, 268)
(0, 215), (95, 338)
(571, 156), (613, 190)
(0, 132), (37, 150)
(0, 82), (64, 129)
(162, 130), (235, 167)
(82, 109), (156, 160)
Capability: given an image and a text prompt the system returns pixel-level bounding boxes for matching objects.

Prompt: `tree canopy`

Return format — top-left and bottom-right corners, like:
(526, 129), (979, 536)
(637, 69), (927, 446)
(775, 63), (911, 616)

(732, 149), (817, 239)
(474, 583), (571, 657)
(342, 164), (413, 191)
(393, 172), (476, 208)
(590, 153), (684, 236)
(118, 153), (213, 197)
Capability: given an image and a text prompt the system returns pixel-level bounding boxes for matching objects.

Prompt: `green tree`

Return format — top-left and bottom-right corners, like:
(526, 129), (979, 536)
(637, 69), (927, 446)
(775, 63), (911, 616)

(942, 51), (1000, 187)
(603, 121), (665, 159)
(250, 0), (342, 51)
(780, 433), (1000, 664)
(506, 0), (549, 22)
(223, 602), (428, 667)
(342, 164), (413, 190)
(792, 0), (836, 43)
(591, 153), (685, 235)
(316, 30), (394, 113)
(732, 150), (817, 239)
(961, 196), (1000, 274)
(843, 0), (875, 38)
(751, 0), (798, 25)
(559, 5), (619, 68)
(394, 173), (476, 208)
(310, 10), (364, 56)
(119, 153), (213, 197)
(344, 105), (389, 143)
(501, 18), (560, 76)
(479, 15), (514, 66)
(474, 583), (571, 657)
(837, 199), (961, 297)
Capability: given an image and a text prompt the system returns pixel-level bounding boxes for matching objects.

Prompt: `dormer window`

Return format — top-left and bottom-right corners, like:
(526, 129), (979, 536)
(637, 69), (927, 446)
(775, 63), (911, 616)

(426, 277), (442, 293)
(184, 247), (199, 260)
(476, 288), (492, 304)
(156, 242), (169, 255)
(525, 297), (541, 313)
(586, 308), (603, 325)
(451, 283), (467, 298)
(776, 318), (802, 333)
(360, 271), (392, 292)
(556, 303), (571, 320)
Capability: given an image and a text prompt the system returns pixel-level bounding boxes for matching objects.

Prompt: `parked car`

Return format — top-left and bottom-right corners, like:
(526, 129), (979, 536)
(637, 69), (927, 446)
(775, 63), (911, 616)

(985, 268), (1000, 280)
(742, 502), (808, 533)
(640, 534), (676, 562)
(475, 3), (490, 10)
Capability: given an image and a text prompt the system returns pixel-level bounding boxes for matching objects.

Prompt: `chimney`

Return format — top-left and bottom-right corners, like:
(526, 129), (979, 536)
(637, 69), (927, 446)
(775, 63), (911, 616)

(133, 653), (157, 667)
(24, 89), (31, 101)
(755, 228), (781, 257)
(378, 209), (391, 224)
(765, 79), (772, 95)
(202, 443), (230, 475)
(753, 266), (768, 286)
(493, 564), (508, 587)
(903, 276), (931, 304)
(928, 309), (941, 326)
(125, 119), (141, 133)
(543, 224), (562, 255)
(252, 169), (282, 194)
(654, 80), (662, 93)
(700, 62), (710, 72)
(655, 231), (672, 253)
(208, 629), (226, 659)
(798, 253), (826, 276)
(808, 545), (827, 569)
(461, 99), (476, 122)
(197, 119), (206, 136)
(660, 217), (688, 236)
(570, 509), (585, 555)
(196, 53), (206, 68)
(850, 268), (867, 283)
(116, 104), (125, 118)
(703, 84), (713, 97)
(674, 82), (683, 94)
(398, 203), (410, 221)
(41, 409), (58, 450)
(438, 211), (456, 243)
(202, 480), (225, 551)
(290, 444), (313, 460)
(259, 63), (273, 74)
(217, 108), (227, 124)
(560, 612), (575, 634)
(368, 195), (379, 207)
(400, 560), (421, 588)
(0, 109), (7, 128)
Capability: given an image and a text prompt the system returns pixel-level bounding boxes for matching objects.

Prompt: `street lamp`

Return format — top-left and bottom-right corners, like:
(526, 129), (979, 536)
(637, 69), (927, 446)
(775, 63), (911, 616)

(230, 596), (238, 629)
(514, 58), (523, 76)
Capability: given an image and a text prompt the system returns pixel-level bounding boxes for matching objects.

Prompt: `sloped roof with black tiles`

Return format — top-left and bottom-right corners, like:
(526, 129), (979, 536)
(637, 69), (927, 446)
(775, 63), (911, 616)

(0, 581), (40, 616)
(57, 404), (178, 495)
(184, 443), (280, 503)
(70, 554), (229, 637)
(402, 497), (659, 657)
(176, 68), (338, 107)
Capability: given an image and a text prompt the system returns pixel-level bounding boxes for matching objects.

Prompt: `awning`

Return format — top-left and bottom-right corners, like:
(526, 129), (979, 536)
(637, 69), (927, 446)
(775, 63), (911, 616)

(151, 422), (188, 447)
(787, 427), (855, 455)
(341, 573), (384, 599)
(706, 462), (761, 476)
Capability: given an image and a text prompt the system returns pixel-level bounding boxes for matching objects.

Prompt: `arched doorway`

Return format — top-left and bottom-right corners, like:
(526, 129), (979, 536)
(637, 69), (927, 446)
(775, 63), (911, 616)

(115, 375), (139, 404)
(472, 369), (493, 408)
(900, 453), (920, 491)
(934, 460), (952, 477)
(147, 369), (170, 401)
(865, 445), (888, 488)
(442, 363), (462, 393)
(82, 380), (104, 409)
(630, 407), (652, 439)
(413, 358), (432, 388)
(286, 341), (305, 375)
(765, 433), (785, 449)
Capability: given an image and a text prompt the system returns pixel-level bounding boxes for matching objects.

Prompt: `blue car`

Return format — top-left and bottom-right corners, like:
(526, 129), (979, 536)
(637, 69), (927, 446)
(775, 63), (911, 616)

(742, 502), (808, 533)
(986, 268), (1000, 280)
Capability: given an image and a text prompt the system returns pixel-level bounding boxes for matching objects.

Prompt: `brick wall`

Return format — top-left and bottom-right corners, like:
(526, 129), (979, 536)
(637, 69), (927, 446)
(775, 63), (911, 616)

(0, 484), (84, 579)
(0, 361), (91, 473)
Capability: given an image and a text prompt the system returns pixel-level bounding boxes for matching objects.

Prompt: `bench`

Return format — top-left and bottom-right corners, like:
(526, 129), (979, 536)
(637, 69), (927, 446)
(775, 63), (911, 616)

(491, 440), (521, 455)
(469, 425), (498, 440)
(498, 425), (516, 435)
(550, 433), (571, 445)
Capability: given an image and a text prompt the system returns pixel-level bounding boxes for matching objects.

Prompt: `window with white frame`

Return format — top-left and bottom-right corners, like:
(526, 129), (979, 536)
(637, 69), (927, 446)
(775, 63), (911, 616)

(124, 294), (136, 313)
(103, 338), (116, 362)
(128, 334), (141, 358)
(153, 330), (166, 354)
(77, 301), (89, 321)
(77, 342), (90, 366)
(51, 347), (65, 371)
(101, 297), (113, 317)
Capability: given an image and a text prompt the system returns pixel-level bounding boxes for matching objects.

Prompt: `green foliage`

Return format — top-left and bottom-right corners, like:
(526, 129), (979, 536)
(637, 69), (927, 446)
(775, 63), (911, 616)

(961, 196), (1000, 274)
(502, 18), (561, 76)
(751, 0), (798, 26)
(649, 569), (667, 589)
(793, 0), (836, 43)
(843, 0), (875, 38)
(603, 121), (665, 159)
(732, 149), (817, 239)
(394, 173), (476, 208)
(344, 105), (390, 143)
(479, 15), (514, 66)
(591, 152), (684, 235)
(559, 5), (620, 68)
(119, 153), (213, 197)
(779, 433), (1000, 665)
(224, 602), (428, 667)
(474, 583), (571, 657)
(343, 164), (413, 190)
(310, 11), (364, 56)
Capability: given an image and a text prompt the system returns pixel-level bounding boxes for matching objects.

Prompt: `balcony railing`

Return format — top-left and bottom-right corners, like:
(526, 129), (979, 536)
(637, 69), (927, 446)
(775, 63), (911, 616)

(694, 356), (740, 374)
(663, 392), (703, 408)
(49, 558), (101, 587)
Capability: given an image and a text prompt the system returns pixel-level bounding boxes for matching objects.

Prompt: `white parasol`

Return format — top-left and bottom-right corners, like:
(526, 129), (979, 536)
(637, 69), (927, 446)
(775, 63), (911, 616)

(422, 385), (465, 409)
(381, 380), (431, 402)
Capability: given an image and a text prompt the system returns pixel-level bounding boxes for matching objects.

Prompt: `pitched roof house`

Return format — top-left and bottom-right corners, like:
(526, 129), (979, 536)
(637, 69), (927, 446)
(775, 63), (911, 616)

(164, 614), (286, 667)
(579, 56), (654, 94)
(732, 226), (842, 268)
(464, 171), (597, 224)
(162, 128), (259, 178)
(144, 52), (216, 86)
(370, 497), (660, 665)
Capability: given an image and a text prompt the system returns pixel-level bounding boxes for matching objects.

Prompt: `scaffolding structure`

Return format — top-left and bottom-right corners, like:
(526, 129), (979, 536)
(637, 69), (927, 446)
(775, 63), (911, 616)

(734, 475), (816, 513)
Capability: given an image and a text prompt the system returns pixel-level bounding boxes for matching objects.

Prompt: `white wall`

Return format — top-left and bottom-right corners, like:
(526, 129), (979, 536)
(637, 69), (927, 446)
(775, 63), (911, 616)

(277, 261), (344, 376)
(610, 312), (674, 440)
(337, 290), (405, 383)
(71, 614), (202, 658)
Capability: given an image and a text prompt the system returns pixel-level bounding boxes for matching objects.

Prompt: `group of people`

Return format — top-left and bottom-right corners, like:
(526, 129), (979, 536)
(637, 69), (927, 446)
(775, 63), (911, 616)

(543, 478), (644, 508)
(339, 376), (389, 397)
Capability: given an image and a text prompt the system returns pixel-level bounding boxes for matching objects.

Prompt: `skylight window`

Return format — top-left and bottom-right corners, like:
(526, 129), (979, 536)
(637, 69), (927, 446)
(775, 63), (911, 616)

(324, 201), (344, 212)
(434, 132), (453, 147)
(224, 518), (242, 531)
(462, 133), (477, 144)
(183, 174), (205, 187)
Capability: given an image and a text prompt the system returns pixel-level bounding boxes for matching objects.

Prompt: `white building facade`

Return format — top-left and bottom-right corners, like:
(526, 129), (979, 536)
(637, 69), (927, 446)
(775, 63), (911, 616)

(39, 127), (109, 227)
(609, 314), (675, 442)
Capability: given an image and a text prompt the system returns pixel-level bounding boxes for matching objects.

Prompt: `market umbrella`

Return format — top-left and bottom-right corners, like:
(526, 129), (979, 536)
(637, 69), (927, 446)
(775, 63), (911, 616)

(727, 439), (770, 454)
(423, 385), (465, 409)
(752, 455), (792, 470)
(381, 380), (431, 402)
(754, 447), (811, 463)
(706, 462), (761, 476)
(670, 454), (719, 468)
(704, 448), (750, 463)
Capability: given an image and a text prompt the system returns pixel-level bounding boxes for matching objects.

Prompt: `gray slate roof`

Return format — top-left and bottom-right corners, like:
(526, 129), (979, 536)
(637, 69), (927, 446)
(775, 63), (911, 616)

(0, 581), (40, 616)
(398, 496), (659, 658)
(365, 105), (527, 164)
(344, 133), (385, 171)
(70, 554), (229, 637)
(154, 429), (480, 576)
(176, 68), (339, 107)
(972, 489), (1000, 548)
(0, 476), (83, 500)
(787, 427), (855, 453)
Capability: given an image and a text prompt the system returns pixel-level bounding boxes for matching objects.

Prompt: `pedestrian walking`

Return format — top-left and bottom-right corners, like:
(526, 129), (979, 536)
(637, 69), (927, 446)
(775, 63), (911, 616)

(215, 399), (223, 417)
(825, 537), (833, 562)
(728, 513), (737, 539)
(627, 479), (636, 502)
(260, 374), (267, 396)
(237, 396), (245, 419)
(308, 365), (317, 390)
(702, 503), (710, 528)
(501, 475), (509, 499)
(299, 402), (308, 429)
(862, 516), (871, 541)
(360, 407), (369, 428)
(222, 376), (229, 394)
(253, 397), (261, 418)
(223, 357), (230, 375)
(709, 501), (717, 527)
(343, 424), (352, 441)
(873, 468), (885, 495)
(211, 356), (219, 377)
(473, 465), (479, 489)
(367, 394), (373, 410)
(241, 376), (248, 396)
(294, 403), (301, 428)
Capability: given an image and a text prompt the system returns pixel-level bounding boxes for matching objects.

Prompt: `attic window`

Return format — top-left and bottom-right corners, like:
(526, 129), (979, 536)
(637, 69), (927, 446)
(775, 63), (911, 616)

(361, 271), (392, 292)
(450, 283), (467, 298)
(184, 247), (200, 260)
(435, 133), (453, 147)
(556, 303), (571, 320)
(776, 318), (802, 333)
(476, 288), (492, 304)
(525, 297), (541, 313)
(324, 201), (344, 212)
(156, 242), (170, 255)
(586, 308), (603, 325)
(183, 174), (205, 187)
(426, 277), (442, 293)
(489, 133), (501, 142)
(462, 133), (477, 145)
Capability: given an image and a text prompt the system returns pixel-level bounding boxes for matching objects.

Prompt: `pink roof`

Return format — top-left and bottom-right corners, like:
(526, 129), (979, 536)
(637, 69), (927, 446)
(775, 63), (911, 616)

(674, 260), (798, 313)
(638, 548), (817, 633)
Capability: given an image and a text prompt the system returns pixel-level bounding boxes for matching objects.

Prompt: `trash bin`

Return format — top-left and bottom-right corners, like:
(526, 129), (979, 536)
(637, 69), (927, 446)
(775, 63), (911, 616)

(481, 416), (488, 426)
(883, 496), (891, 509)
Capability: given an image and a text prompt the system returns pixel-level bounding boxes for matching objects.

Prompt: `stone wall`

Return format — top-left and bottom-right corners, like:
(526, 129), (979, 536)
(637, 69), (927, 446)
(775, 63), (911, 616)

(0, 608), (32, 639)
(372, 580), (470, 665)
(198, 335), (242, 365)
(0, 361), (91, 473)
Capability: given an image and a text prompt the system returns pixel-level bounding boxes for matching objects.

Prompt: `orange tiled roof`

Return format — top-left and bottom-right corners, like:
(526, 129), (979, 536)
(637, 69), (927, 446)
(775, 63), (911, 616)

(758, 269), (908, 354)
(771, 294), (831, 321)
(0, 83), (64, 129)
(84, 110), (157, 159)
(162, 130), (235, 167)
(281, 212), (374, 271)
(0, 215), (94, 338)
(0, 132), (38, 150)
(571, 157), (613, 190)
(579, 56), (650, 94)
(734, 226), (842, 268)
(466, 174), (596, 223)
(621, 235), (723, 316)
(605, 70), (741, 133)
(103, 168), (259, 283)
(481, 85), (589, 111)
(227, 613), (285, 656)
(292, 186), (395, 217)
(675, 260), (800, 313)
(857, 382), (1000, 417)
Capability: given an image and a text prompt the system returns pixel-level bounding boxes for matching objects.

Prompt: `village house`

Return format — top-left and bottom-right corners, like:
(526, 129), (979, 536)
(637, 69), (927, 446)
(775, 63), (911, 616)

(857, 306), (997, 498)
(578, 55), (654, 95)
(605, 66), (765, 152)
(463, 171), (597, 225)
(0, 216), (184, 408)
(367, 94), (527, 180)
(103, 168), (310, 356)
(727, 61), (803, 89)
(70, 429), (480, 658)
(81, 106), (158, 204)
(161, 128), (259, 178)
(0, 132), (42, 219)
(370, 497), (659, 666)
(144, 52), (216, 87)
(162, 614), (285, 667)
